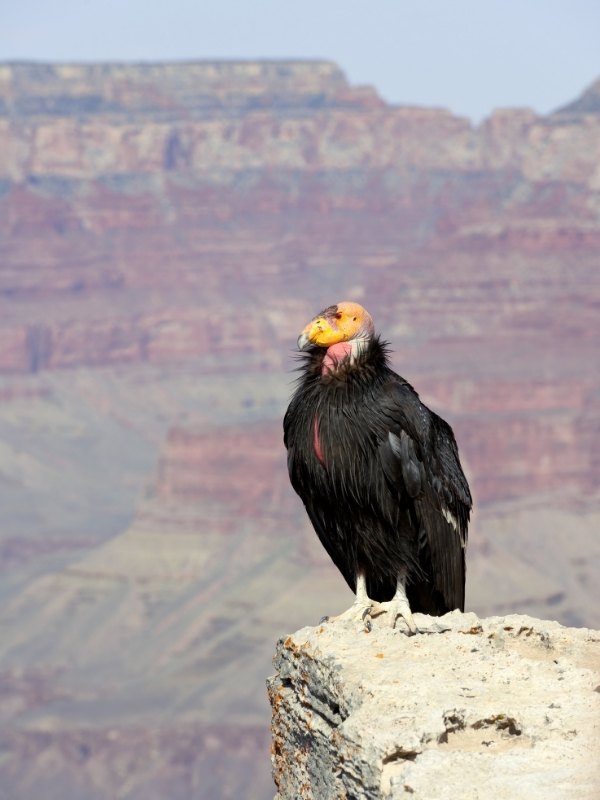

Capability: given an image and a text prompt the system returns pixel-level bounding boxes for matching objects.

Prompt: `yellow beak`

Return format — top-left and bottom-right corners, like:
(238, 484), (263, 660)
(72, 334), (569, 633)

(297, 317), (345, 349)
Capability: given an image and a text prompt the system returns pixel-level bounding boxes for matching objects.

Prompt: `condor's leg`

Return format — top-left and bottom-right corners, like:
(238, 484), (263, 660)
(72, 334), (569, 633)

(321, 573), (377, 632)
(369, 574), (418, 635)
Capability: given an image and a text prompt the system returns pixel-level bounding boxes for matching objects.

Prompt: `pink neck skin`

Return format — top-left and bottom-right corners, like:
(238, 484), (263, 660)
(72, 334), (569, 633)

(322, 341), (353, 374)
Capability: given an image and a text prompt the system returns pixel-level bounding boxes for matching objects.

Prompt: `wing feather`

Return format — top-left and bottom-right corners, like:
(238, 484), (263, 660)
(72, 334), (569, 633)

(377, 379), (472, 611)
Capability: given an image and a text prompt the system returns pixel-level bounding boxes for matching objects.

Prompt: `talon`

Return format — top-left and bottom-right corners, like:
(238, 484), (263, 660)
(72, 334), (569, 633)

(319, 615), (330, 624)
(401, 619), (418, 636)
(361, 606), (373, 632)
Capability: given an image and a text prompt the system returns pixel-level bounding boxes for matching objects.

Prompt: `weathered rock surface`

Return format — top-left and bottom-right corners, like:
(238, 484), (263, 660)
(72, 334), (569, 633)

(269, 612), (600, 799)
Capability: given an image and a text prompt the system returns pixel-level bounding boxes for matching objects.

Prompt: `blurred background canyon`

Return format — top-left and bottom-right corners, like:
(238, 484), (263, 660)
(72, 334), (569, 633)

(0, 54), (599, 799)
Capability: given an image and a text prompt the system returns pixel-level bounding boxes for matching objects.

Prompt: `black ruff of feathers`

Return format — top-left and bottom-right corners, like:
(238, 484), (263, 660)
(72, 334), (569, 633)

(283, 336), (472, 613)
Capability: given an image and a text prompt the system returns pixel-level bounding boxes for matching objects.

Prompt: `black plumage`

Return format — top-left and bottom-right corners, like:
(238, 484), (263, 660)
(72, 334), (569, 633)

(284, 333), (471, 615)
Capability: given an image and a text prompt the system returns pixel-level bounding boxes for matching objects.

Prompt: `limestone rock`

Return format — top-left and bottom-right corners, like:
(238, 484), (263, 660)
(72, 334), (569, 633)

(268, 611), (600, 799)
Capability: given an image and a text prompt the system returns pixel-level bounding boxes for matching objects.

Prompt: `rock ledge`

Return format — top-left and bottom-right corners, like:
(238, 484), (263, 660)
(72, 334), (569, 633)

(268, 611), (600, 799)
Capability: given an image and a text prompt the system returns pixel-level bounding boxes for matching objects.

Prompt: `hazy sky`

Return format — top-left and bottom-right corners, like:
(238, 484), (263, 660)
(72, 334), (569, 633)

(2, 0), (599, 120)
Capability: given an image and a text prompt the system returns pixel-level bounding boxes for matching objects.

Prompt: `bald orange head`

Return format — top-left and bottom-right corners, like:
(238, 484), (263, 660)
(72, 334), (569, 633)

(297, 302), (375, 350)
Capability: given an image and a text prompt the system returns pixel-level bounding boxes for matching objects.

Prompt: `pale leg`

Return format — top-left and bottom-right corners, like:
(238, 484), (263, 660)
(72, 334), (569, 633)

(321, 573), (418, 634)
(370, 574), (418, 634)
(322, 573), (377, 632)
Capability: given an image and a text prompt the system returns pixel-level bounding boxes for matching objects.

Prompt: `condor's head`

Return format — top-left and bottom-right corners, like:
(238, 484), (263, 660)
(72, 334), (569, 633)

(297, 302), (375, 371)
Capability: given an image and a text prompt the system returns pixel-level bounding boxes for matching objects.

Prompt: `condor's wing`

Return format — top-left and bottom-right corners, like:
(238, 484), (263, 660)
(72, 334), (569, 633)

(376, 377), (472, 612)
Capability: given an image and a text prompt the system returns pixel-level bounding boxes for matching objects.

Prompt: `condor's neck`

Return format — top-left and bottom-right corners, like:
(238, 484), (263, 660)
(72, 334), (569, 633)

(321, 337), (370, 375)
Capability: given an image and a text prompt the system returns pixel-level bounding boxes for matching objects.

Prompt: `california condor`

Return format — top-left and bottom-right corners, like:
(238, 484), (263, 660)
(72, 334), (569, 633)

(284, 302), (472, 633)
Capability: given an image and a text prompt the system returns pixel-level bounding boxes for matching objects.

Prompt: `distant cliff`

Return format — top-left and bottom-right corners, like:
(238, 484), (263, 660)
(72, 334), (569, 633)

(0, 60), (372, 120)
(269, 613), (600, 799)
(556, 77), (600, 115)
(0, 60), (598, 511)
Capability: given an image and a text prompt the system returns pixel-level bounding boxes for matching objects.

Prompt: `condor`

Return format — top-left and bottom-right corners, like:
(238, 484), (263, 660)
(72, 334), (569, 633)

(284, 302), (472, 634)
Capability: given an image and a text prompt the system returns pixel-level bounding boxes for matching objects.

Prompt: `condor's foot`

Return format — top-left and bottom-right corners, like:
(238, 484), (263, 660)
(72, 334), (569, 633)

(320, 572), (408, 633)
(368, 599), (418, 635)
(367, 575), (419, 635)
(320, 599), (417, 634)
(320, 601), (377, 632)
(319, 574), (419, 634)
